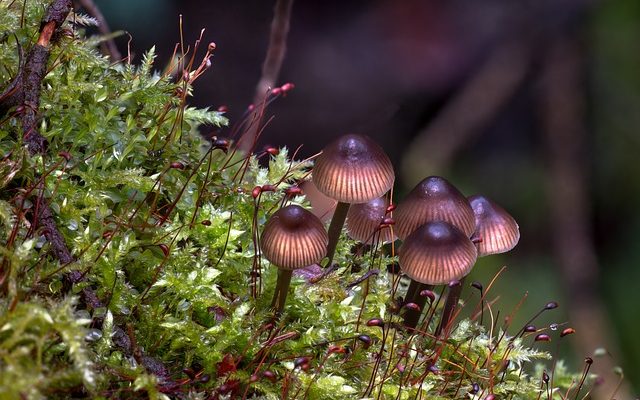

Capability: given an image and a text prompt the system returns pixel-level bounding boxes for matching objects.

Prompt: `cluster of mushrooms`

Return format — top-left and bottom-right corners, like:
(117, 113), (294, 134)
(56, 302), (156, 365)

(259, 134), (520, 334)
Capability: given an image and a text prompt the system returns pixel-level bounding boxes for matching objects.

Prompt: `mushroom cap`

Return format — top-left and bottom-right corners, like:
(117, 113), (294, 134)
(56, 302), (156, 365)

(260, 205), (328, 270)
(300, 179), (337, 223)
(398, 221), (477, 285)
(312, 134), (394, 203)
(468, 195), (520, 256)
(394, 176), (475, 239)
(346, 196), (395, 244)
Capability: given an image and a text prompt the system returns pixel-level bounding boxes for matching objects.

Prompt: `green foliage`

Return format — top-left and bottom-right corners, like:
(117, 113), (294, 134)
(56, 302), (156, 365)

(0, 1), (591, 398)
(0, 297), (94, 399)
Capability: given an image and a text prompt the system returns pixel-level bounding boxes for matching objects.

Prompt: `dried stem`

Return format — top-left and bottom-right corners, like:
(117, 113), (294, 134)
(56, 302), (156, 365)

(17, 0), (74, 268)
(238, 0), (294, 152)
(36, 199), (73, 264)
(22, 0), (71, 154)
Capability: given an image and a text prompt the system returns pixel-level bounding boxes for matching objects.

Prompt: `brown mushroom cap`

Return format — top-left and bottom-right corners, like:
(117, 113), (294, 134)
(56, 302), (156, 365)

(312, 134), (394, 203)
(394, 176), (475, 239)
(346, 196), (395, 244)
(399, 221), (477, 285)
(468, 195), (520, 256)
(260, 205), (328, 269)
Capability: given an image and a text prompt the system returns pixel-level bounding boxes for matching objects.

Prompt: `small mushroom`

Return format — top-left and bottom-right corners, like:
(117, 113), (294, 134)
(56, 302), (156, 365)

(468, 195), (520, 256)
(312, 134), (394, 265)
(394, 176), (475, 240)
(398, 221), (477, 328)
(299, 179), (337, 223)
(346, 196), (395, 245)
(436, 195), (520, 335)
(260, 205), (328, 313)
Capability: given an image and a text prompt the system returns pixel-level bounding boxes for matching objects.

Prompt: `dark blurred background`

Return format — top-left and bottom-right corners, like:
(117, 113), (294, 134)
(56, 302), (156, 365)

(88, 0), (640, 396)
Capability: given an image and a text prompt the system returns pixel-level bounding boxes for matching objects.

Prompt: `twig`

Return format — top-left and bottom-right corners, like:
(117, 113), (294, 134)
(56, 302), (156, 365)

(37, 199), (73, 264)
(17, 0), (74, 266)
(74, 0), (122, 60)
(238, 0), (294, 152)
(22, 0), (72, 155)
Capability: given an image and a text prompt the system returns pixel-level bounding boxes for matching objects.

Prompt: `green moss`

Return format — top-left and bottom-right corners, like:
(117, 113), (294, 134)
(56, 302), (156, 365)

(0, 1), (590, 398)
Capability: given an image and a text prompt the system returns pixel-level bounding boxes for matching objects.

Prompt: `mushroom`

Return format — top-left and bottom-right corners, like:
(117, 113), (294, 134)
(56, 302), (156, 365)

(436, 195), (520, 335)
(299, 179), (337, 223)
(398, 221), (477, 329)
(394, 176), (475, 240)
(346, 196), (395, 245)
(468, 195), (520, 256)
(260, 205), (328, 313)
(312, 134), (394, 265)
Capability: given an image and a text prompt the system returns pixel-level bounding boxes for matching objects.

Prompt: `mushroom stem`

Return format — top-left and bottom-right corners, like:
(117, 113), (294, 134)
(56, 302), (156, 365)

(271, 269), (293, 314)
(435, 277), (466, 337)
(325, 201), (350, 266)
(403, 280), (433, 329)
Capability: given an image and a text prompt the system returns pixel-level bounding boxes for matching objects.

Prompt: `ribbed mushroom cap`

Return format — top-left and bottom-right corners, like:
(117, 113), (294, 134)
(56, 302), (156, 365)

(346, 196), (395, 244)
(398, 221), (477, 285)
(300, 179), (337, 223)
(394, 176), (475, 239)
(312, 134), (394, 203)
(468, 195), (520, 256)
(260, 205), (328, 270)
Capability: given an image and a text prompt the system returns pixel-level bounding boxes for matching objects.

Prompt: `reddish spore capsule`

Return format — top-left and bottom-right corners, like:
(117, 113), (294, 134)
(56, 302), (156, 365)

(262, 370), (276, 382)
(285, 186), (303, 197)
(158, 244), (170, 257)
(535, 333), (551, 342)
(366, 318), (384, 328)
(403, 302), (420, 312)
(357, 334), (372, 348)
(281, 82), (295, 92)
(420, 289), (436, 302)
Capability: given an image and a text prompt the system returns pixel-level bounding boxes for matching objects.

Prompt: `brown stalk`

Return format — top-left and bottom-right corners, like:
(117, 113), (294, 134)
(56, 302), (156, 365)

(238, 0), (294, 152)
